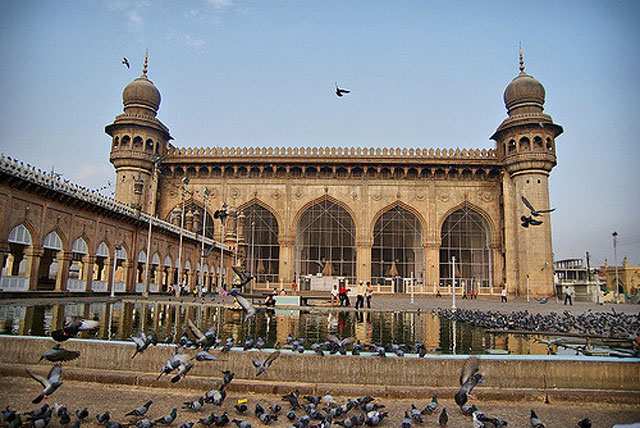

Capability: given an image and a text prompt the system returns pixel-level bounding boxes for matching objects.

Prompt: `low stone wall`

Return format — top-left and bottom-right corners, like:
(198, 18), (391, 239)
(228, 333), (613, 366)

(1, 336), (638, 401)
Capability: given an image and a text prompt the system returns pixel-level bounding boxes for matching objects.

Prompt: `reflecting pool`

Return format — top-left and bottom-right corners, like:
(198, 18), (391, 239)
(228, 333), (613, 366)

(0, 301), (604, 356)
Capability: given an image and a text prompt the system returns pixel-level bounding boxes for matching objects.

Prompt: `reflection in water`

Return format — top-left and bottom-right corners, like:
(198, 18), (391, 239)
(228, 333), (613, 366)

(0, 301), (577, 356)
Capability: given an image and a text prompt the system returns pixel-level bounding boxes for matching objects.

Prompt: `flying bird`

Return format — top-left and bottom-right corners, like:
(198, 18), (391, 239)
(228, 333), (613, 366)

(50, 317), (99, 342)
(232, 265), (254, 290)
(520, 215), (543, 228)
(454, 357), (484, 407)
(38, 344), (80, 363)
(252, 347), (281, 376)
(335, 83), (350, 97)
(228, 288), (257, 322)
(130, 332), (158, 359)
(27, 365), (64, 404)
(123, 57), (130, 69)
(522, 196), (555, 217)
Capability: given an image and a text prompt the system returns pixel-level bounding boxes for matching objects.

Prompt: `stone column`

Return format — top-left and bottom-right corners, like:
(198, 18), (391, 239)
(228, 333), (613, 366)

(425, 242), (440, 293)
(123, 260), (135, 292)
(82, 255), (95, 292)
(355, 240), (372, 284)
(278, 235), (295, 284)
(187, 269), (196, 291)
(24, 246), (43, 291)
(104, 258), (114, 294)
(55, 251), (73, 292)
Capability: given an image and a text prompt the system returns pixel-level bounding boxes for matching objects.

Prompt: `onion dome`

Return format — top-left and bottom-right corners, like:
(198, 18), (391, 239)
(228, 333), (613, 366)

(503, 49), (545, 116)
(122, 53), (161, 116)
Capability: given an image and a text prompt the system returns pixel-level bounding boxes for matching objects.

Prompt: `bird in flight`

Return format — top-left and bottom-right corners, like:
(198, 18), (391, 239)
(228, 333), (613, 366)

(520, 215), (543, 228)
(335, 83), (350, 97)
(522, 196), (555, 217)
(122, 57), (130, 69)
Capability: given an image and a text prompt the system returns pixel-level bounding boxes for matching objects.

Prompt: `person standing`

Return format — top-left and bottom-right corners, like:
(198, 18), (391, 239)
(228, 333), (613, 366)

(331, 284), (339, 306)
(501, 287), (507, 303)
(365, 282), (373, 309)
(291, 281), (297, 295)
(564, 285), (573, 306)
(355, 280), (365, 309)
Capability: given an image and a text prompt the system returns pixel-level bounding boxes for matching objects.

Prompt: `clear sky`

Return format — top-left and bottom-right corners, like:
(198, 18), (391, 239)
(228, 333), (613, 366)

(1, 1), (639, 266)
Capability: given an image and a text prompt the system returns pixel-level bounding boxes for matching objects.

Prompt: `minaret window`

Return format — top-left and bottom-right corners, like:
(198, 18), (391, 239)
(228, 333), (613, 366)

(508, 140), (516, 153)
(133, 136), (143, 150)
(533, 136), (543, 149)
(519, 137), (530, 151)
(546, 138), (553, 150)
(145, 139), (154, 152)
(121, 135), (130, 148)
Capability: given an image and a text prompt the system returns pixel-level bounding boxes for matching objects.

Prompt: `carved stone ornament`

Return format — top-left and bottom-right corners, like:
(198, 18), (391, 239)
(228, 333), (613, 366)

(415, 191), (426, 201)
(438, 191), (450, 202)
(478, 191), (494, 202)
(230, 188), (240, 200)
(294, 188), (304, 199)
(272, 189), (282, 200)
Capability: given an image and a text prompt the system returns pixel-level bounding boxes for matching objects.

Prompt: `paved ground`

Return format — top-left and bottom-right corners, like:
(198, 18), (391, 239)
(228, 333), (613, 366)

(1, 377), (639, 428)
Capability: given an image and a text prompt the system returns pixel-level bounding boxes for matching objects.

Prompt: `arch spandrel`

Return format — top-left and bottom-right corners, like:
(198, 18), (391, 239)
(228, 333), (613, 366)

(437, 200), (497, 241)
(369, 200), (427, 239)
(290, 194), (358, 238)
(237, 198), (283, 237)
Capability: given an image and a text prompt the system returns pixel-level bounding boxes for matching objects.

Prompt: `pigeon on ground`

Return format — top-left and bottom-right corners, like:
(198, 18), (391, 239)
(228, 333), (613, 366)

(282, 389), (301, 409)
(26, 365), (63, 404)
(234, 404), (247, 414)
(286, 410), (297, 421)
(231, 420), (251, 428)
(39, 344), (80, 363)
(577, 418), (591, 428)
(134, 419), (155, 428)
(205, 388), (226, 406)
(438, 408), (448, 428)
(125, 401), (153, 419)
(535, 297), (549, 304)
(409, 404), (423, 423)
(472, 412), (485, 428)
(529, 410), (545, 428)
(182, 398), (204, 412)
(154, 409), (177, 426)
(75, 408), (89, 421)
(421, 395), (438, 415)
(455, 357), (484, 407)
(96, 411), (110, 424)
(221, 370), (235, 389)
(252, 347), (280, 376)
(51, 317), (99, 342)
(401, 411), (413, 428)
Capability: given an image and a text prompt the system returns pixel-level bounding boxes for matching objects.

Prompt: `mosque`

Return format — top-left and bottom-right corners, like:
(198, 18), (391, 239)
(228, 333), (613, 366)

(0, 52), (563, 297)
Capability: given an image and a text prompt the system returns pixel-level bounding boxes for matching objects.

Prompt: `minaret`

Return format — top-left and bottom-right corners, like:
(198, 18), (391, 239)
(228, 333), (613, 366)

(491, 49), (563, 297)
(106, 52), (172, 213)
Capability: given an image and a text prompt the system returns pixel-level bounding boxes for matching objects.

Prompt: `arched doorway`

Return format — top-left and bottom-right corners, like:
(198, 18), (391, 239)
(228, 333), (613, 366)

(371, 206), (425, 292)
(2, 224), (32, 291)
(242, 203), (280, 286)
(439, 206), (493, 294)
(294, 199), (356, 288)
(39, 231), (63, 290)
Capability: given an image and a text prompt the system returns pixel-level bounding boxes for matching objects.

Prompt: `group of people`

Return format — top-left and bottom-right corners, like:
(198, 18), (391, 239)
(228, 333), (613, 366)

(331, 280), (373, 309)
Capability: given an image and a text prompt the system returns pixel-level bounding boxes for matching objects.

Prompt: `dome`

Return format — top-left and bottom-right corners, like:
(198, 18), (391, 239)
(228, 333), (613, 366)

(122, 73), (161, 114)
(503, 70), (545, 115)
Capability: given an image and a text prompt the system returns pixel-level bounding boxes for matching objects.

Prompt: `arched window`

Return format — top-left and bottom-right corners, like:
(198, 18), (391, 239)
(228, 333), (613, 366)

(440, 207), (492, 291)
(371, 206), (425, 290)
(145, 139), (154, 152)
(133, 136), (143, 150)
(243, 203), (280, 284)
(121, 135), (130, 147)
(519, 137), (531, 151)
(295, 199), (356, 284)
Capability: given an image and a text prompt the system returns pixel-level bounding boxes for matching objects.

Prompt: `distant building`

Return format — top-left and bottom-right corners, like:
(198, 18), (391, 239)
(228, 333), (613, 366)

(553, 258), (600, 302)
(600, 257), (640, 296)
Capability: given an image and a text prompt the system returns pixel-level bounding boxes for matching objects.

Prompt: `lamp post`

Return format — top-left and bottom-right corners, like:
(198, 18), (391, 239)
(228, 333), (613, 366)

(143, 157), (160, 298)
(526, 274), (530, 302)
(177, 177), (190, 296)
(110, 244), (123, 299)
(199, 187), (210, 298)
(451, 256), (456, 310)
(250, 221), (255, 294)
(214, 202), (228, 291)
(613, 231), (619, 304)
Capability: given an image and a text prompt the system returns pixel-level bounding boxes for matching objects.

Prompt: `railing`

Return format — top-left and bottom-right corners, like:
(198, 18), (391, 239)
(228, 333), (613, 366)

(91, 281), (108, 292)
(66, 279), (87, 292)
(114, 282), (126, 293)
(0, 276), (29, 292)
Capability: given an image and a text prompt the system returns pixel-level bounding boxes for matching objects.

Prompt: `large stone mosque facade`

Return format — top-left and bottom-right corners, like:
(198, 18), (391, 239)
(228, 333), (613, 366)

(0, 53), (562, 297)
(105, 53), (563, 297)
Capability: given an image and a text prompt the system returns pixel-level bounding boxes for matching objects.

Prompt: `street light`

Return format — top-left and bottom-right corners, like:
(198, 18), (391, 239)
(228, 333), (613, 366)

(250, 221), (255, 294)
(177, 177), (190, 296)
(199, 187), (210, 298)
(613, 231), (619, 304)
(214, 202), (228, 290)
(110, 244), (123, 298)
(451, 256), (456, 309)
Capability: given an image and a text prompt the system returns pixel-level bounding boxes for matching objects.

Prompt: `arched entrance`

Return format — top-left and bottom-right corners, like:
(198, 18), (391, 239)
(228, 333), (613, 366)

(242, 203), (280, 286)
(2, 224), (32, 291)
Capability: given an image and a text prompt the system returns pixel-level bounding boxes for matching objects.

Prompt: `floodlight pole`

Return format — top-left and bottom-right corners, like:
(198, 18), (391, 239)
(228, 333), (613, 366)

(177, 177), (190, 296)
(199, 188), (209, 298)
(451, 256), (456, 309)
(613, 231), (619, 304)
(250, 221), (256, 294)
(526, 274), (530, 302)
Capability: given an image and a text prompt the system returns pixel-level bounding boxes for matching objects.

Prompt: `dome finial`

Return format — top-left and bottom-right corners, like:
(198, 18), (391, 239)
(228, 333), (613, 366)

(142, 50), (149, 76)
(519, 42), (525, 72)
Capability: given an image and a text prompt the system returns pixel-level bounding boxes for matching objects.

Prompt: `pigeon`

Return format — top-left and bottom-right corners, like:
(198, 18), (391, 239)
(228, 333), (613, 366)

(254, 403), (265, 417)
(29, 408), (52, 428)
(122, 58), (130, 69)
(522, 197), (555, 217)
(529, 410), (545, 428)
(401, 411), (413, 428)
(51, 317), (99, 342)
(182, 398), (204, 412)
(125, 401), (153, 418)
(282, 389), (301, 409)
(26, 365), (63, 404)
(268, 405), (281, 414)
(170, 362), (194, 383)
(364, 411), (387, 426)
(191, 351), (221, 362)
(231, 420), (251, 428)
(154, 409), (177, 426)
(286, 410), (297, 421)
(335, 83), (350, 97)
(252, 347), (280, 376)
(421, 395), (438, 415)
(39, 344), (80, 363)
(221, 370), (235, 389)
(520, 215), (543, 228)
(228, 288), (257, 322)
(455, 357), (484, 407)
(460, 404), (477, 417)
(214, 204), (229, 226)
(187, 319), (218, 350)
(215, 412), (229, 427)
(232, 265), (254, 290)
(135, 420), (155, 428)
(326, 335), (355, 355)
(234, 404), (247, 414)
(157, 347), (189, 380)
(535, 297), (549, 304)
(221, 336), (235, 352)
(96, 411), (111, 424)
(258, 413), (276, 425)
(75, 408), (89, 421)
(577, 418), (591, 428)
(179, 423), (194, 428)
(438, 408), (448, 428)
(472, 412), (485, 428)
(205, 388), (226, 406)
(131, 332), (157, 359)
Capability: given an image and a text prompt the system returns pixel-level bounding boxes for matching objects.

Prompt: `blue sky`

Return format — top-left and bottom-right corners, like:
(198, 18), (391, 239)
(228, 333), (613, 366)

(1, 1), (639, 266)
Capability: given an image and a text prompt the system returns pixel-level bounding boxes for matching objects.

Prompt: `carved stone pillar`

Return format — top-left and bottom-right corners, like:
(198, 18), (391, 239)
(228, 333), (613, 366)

(278, 236), (294, 284)
(55, 251), (73, 292)
(24, 246), (43, 291)
(82, 255), (95, 291)
(356, 240), (372, 284)
(123, 260), (136, 292)
(104, 258), (115, 294)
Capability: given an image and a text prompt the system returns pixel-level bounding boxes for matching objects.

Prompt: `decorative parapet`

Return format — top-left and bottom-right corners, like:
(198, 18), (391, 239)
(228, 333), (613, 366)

(0, 154), (225, 250)
(165, 145), (497, 160)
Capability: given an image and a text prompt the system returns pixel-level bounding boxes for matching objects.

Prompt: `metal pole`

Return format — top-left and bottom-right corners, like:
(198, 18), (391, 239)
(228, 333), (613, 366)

(452, 256), (456, 309)
(410, 271), (414, 304)
(110, 246), (121, 299)
(250, 221), (255, 294)
(199, 188), (209, 298)
(526, 274), (530, 302)
(143, 215), (152, 299)
(613, 231), (619, 304)
(219, 222), (225, 291)
(177, 194), (185, 297)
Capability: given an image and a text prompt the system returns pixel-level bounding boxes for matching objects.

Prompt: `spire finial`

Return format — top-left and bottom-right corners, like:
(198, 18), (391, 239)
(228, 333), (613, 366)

(519, 43), (525, 72)
(142, 50), (149, 75)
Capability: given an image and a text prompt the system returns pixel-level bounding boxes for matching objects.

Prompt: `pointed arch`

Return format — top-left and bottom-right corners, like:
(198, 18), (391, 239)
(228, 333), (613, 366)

(137, 250), (147, 263)
(95, 240), (110, 257)
(7, 224), (32, 246)
(370, 200), (427, 236)
(239, 199), (281, 284)
(438, 201), (496, 236)
(164, 255), (172, 267)
(42, 230), (63, 251)
(291, 194), (357, 237)
(71, 236), (89, 254)
(238, 198), (283, 232)
(151, 252), (161, 265)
